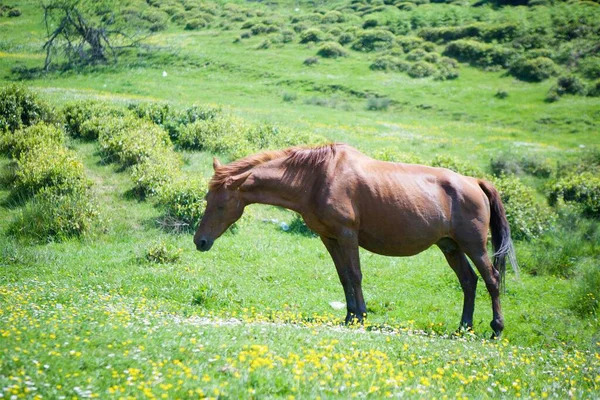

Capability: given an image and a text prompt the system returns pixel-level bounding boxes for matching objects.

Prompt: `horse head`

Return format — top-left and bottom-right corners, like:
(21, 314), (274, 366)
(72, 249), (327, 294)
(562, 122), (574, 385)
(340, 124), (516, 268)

(193, 157), (251, 252)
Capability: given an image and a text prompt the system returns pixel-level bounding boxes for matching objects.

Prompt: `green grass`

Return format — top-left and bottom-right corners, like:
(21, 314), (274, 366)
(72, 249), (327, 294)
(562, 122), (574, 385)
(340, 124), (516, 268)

(1, 0), (599, 398)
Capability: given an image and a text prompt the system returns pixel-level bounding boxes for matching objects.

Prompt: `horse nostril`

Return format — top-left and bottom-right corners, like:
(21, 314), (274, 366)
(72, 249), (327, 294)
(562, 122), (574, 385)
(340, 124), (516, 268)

(196, 239), (208, 251)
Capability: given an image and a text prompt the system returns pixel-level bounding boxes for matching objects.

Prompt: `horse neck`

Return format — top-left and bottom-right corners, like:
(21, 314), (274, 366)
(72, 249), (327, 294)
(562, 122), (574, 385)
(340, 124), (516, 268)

(240, 159), (316, 213)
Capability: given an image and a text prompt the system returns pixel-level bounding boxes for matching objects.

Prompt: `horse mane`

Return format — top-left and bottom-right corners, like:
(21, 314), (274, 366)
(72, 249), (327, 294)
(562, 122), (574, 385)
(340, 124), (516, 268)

(209, 143), (339, 190)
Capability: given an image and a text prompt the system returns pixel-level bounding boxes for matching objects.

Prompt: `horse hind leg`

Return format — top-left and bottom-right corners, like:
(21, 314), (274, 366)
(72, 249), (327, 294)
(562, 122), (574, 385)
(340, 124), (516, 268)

(437, 239), (478, 332)
(464, 246), (504, 339)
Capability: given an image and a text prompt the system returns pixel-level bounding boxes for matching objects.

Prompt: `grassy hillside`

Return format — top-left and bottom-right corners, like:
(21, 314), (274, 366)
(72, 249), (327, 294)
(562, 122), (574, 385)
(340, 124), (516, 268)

(1, 0), (599, 398)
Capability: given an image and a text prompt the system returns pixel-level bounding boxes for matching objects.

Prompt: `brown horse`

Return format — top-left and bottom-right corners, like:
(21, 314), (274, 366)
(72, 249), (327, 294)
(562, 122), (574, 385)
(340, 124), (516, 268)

(194, 143), (518, 338)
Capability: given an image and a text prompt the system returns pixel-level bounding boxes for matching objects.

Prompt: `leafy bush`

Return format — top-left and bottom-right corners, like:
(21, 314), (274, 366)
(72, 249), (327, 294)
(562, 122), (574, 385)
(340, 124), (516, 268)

(351, 29), (395, 52)
(406, 48), (428, 62)
(316, 42), (348, 58)
(509, 57), (558, 82)
(493, 175), (556, 241)
(338, 32), (355, 45)
(13, 144), (90, 199)
(491, 153), (553, 178)
(184, 18), (207, 30)
(156, 178), (207, 231)
(177, 114), (248, 153)
(407, 61), (437, 78)
(588, 80), (600, 97)
(495, 89), (509, 99)
(63, 100), (127, 139)
(371, 148), (425, 164)
(0, 123), (64, 159)
(577, 56), (600, 80)
(130, 153), (181, 198)
(145, 240), (183, 263)
(370, 55), (410, 72)
(303, 56), (320, 66)
(8, 186), (101, 243)
(282, 92), (297, 102)
(548, 172), (600, 218)
(430, 155), (485, 178)
(322, 11), (345, 23)
(435, 57), (459, 80)
(98, 118), (172, 166)
(0, 84), (51, 133)
(555, 75), (588, 95)
(418, 24), (483, 43)
(396, 36), (425, 53)
(443, 40), (516, 68)
(365, 97), (392, 111)
(300, 28), (326, 44)
(570, 260), (600, 317)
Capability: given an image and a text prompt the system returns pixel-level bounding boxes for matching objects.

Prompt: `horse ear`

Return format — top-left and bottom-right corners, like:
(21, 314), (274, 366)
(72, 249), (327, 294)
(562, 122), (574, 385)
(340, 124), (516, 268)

(213, 157), (222, 171)
(225, 171), (252, 190)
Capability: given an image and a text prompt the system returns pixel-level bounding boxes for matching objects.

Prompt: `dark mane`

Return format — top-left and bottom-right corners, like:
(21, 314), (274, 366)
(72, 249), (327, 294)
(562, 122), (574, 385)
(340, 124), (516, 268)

(209, 143), (339, 190)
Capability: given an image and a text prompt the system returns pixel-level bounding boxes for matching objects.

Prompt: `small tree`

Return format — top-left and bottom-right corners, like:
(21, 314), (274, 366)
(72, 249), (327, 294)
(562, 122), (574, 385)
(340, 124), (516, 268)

(41, 0), (154, 70)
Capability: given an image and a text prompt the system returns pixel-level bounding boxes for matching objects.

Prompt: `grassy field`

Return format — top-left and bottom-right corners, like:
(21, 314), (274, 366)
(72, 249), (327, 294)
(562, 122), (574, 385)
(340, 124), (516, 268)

(1, 0), (599, 398)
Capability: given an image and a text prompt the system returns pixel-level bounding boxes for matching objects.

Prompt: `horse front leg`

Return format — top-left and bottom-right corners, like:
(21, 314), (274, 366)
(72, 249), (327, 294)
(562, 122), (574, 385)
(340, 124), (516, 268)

(321, 235), (366, 324)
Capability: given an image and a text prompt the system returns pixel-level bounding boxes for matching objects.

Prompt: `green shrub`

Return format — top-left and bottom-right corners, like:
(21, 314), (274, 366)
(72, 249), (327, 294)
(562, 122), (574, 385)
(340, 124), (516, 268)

(300, 28), (326, 44)
(396, 36), (425, 52)
(406, 48), (428, 62)
(370, 55), (409, 72)
(63, 100), (126, 139)
(130, 152), (181, 198)
(443, 40), (516, 68)
(548, 172), (600, 218)
(518, 211), (599, 278)
(282, 92), (297, 102)
(156, 177), (207, 231)
(322, 11), (345, 23)
(481, 23), (519, 43)
(435, 57), (459, 80)
(0, 85), (51, 133)
(316, 42), (348, 58)
(362, 18), (378, 29)
(491, 153), (553, 178)
(577, 56), (600, 80)
(371, 148), (425, 164)
(303, 56), (320, 66)
(0, 123), (64, 159)
(8, 186), (100, 243)
(128, 102), (183, 137)
(145, 240), (183, 263)
(250, 23), (268, 35)
(493, 175), (556, 241)
(177, 114), (248, 152)
(13, 144), (90, 199)
(98, 118), (172, 166)
(366, 97), (392, 111)
(555, 75), (588, 96)
(495, 89), (509, 99)
(141, 9), (169, 31)
(430, 155), (484, 177)
(418, 24), (483, 43)
(351, 29), (395, 52)
(570, 260), (600, 317)
(184, 18), (207, 30)
(509, 57), (557, 82)
(407, 61), (437, 78)
(588, 80), (600, 97)
(338, 32), (355, 45)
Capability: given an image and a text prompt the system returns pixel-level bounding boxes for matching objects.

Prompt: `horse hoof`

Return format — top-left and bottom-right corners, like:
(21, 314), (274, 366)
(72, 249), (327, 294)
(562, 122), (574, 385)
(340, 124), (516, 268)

(490, 331), (502, 340)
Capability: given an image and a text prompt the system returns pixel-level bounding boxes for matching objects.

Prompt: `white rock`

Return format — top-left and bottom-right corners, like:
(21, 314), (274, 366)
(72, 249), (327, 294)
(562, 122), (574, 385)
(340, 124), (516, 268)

(329, 301), (346, 310)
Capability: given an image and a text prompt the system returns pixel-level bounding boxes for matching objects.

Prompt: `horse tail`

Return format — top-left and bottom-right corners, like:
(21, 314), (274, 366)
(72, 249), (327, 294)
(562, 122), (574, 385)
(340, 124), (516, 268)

(478, 180), (520, 291)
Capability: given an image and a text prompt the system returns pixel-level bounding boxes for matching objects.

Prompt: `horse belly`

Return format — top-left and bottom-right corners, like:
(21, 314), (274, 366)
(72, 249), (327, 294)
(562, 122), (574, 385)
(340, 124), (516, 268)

(357, 205), (447, 257)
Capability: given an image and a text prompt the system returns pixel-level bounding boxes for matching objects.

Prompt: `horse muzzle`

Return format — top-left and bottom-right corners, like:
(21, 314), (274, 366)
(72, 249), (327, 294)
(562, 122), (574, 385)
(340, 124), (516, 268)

(195, 237), (214, 252)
